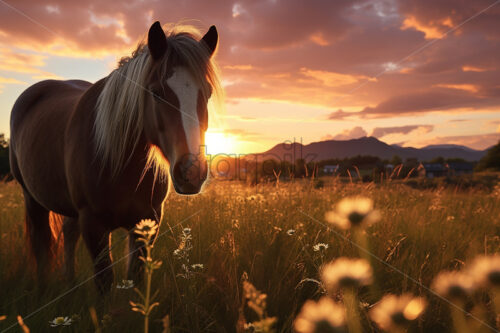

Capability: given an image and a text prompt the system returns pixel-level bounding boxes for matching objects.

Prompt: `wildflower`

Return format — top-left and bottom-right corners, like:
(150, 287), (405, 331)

(313, 243), (329, 252)
(134, 219), (158, 238)
(287, 229), (296, 236)
(294, 297), (346, 333)
(321, 257), (372, 291)
(182, 227), (191, 235)
(49, 316), (73, 327)
(116, 279), (134, 289)
(191, 263), (204, 270)
(243, 281), (268, 319)
(467, 255), (500, 288)
(432, 271), (474, 301)
(369, 294), (426, 331)
(325, 196), (381, 230)
(173, 248), (182, 257)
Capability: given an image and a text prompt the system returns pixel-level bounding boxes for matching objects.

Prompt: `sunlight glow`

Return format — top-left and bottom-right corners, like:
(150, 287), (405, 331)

(204, 130), (236, 155)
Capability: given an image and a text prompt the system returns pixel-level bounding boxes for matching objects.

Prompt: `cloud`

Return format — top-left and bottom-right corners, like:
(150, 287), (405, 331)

(417, 133), (500, 150)
(0, 76), (26, 93)
(0, 0), (498, 119)
(0, 47), (61, 79)
(356, 90), (500, 118)
(321, 126), (367, 141)
(371, 125), (434, 138)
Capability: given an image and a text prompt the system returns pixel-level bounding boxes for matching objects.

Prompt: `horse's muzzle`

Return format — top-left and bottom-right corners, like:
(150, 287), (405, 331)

(172, 159), (208, 195)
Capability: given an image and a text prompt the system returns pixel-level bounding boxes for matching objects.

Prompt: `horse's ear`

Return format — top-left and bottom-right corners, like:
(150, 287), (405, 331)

(148, 21), (167, 60)
(200, 25), (218, 57)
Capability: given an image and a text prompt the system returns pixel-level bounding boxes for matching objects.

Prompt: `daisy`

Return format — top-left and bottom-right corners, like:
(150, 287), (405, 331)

(313, 243), (329, 252)
(320, 257), (372, 292)
(116, 279), (134, 289)
(432, 271), (475, 301)
(325, 196), (381, 230)
(49, 316), (73, 327)
(467, 255), (500, 289)
(369, 294), (426, 331)
(294, 297), (346, 333)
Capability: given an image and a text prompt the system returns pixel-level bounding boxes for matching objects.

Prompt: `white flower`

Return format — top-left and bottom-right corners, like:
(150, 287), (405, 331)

(467, 255), (500, 288)
(182, 227), (191, 235)
(286, 229), (296, 236)
(191, 263), (204, 270)
(313, 243), (328, 252)
(320, 257), (372, 291)
(49, 316), (73, 327)
(116, 279), (134, 289)
(325, 196), (381, 230)
(134, 219), (158, 238)
(432, 271), (475, 300)
(294, 297), (346, 333)
(173, 248), (182, 257)
(369, 294), (426, 331)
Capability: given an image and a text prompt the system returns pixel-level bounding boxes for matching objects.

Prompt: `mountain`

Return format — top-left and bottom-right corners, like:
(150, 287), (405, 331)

(257, 137), (487, 162)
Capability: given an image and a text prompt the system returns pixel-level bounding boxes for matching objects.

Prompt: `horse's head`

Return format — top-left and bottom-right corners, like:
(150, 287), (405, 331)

(143, 22), (218, 195)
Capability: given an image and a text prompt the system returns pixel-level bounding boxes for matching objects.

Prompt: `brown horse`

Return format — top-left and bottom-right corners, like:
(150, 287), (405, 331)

(9, 22), (221, 293)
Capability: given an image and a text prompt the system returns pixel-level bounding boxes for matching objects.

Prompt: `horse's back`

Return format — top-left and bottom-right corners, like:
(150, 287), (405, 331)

(10, 79), (91, 216)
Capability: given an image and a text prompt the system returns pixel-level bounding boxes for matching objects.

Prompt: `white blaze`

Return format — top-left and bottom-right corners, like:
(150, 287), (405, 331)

(166, 67), (201, 156)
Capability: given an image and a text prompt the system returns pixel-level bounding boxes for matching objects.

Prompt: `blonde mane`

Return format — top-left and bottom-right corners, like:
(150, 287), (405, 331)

(94, 24), (223, 178)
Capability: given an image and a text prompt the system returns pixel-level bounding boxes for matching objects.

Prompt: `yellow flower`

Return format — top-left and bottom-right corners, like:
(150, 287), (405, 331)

(321, 257), (373, 292)
(325, 196), (381, 230)
(432, 271), (475, 301)
(135, 219), (158, 238)
(294, 297), (346, 333)
(467, 255), (500, 289)
(369, 294), (426, 331)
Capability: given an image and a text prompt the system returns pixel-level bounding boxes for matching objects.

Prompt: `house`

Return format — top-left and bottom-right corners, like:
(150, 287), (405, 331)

(323, 164), (339, 174)
(448, 162), (474, 176)
(418, 163), (448, 178)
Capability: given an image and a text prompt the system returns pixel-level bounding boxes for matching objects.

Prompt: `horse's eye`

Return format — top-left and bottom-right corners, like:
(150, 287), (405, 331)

(151, 91), (162, 101)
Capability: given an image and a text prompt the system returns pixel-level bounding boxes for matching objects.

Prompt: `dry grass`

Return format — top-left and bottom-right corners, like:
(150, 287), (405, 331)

(0, 178), (499, 332)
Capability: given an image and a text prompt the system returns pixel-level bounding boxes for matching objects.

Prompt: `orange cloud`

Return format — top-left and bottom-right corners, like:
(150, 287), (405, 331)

(0, 48), (61, 79)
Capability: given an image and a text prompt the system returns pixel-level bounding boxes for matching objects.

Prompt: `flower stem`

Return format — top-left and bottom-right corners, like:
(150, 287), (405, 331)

(343, 287), (363, 333)
(144, 245), (152, 333)
(450, 304), (468, 333)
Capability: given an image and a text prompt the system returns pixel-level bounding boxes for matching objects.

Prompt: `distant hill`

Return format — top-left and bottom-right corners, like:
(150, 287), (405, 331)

(257, 137), (487, 162)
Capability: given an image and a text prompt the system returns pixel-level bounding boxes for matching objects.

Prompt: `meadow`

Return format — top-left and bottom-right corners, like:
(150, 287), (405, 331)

(0, 177), (499, 332)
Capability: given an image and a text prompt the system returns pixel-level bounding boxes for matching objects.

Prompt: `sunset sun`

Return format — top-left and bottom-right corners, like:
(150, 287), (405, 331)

(204, 129), (236, 155)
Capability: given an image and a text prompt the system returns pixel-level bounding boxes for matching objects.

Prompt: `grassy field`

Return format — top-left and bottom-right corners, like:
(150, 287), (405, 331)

(0, 178), (499, 332)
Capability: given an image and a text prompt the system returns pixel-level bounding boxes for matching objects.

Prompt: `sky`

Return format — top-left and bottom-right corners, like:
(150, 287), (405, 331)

(0, 0), (499, 154)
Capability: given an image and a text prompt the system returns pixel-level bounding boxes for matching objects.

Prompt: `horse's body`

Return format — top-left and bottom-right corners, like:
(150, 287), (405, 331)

(9, 22), (220, 292)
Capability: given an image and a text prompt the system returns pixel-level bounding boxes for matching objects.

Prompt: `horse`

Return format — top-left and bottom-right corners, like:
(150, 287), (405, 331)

(9, 21), (222, 293)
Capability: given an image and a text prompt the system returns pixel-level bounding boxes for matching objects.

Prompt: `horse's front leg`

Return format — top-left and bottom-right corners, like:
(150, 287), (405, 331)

(63, 217), (80, 281)
(80, 213), (114, 294)
(127, 231), (145, 284)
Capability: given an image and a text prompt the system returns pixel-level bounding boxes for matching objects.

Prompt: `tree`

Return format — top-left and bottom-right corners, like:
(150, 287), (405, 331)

(390, 155), (402, 165)
(476, 140), (500, 171)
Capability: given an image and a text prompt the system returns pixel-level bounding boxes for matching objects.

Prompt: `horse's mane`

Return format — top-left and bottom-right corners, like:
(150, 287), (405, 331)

(94, 24), (223, 178)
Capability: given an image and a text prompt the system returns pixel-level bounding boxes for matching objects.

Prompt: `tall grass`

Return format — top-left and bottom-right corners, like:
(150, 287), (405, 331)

(0, 178), (499, 332)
